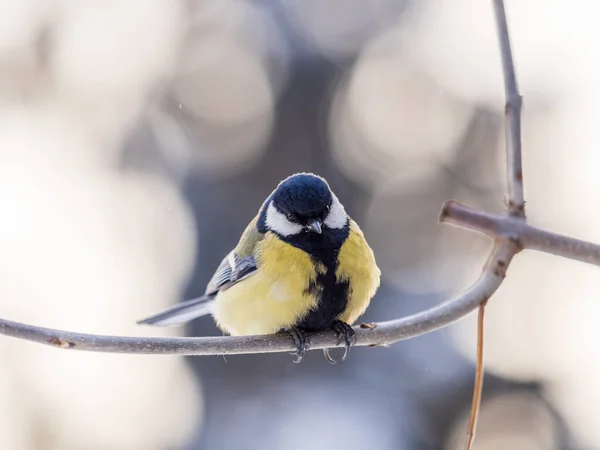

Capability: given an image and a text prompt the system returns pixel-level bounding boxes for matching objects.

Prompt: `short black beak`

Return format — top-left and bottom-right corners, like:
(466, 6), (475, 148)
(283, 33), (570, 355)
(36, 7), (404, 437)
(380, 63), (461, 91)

(306, 219), (322, 234)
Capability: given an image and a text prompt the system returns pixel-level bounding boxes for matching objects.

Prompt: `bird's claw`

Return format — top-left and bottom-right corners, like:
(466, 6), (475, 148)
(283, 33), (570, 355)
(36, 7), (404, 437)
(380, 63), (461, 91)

(323, 348), (337, 364)
(323, 321), (356, 364)
(288, 328), (310, 363)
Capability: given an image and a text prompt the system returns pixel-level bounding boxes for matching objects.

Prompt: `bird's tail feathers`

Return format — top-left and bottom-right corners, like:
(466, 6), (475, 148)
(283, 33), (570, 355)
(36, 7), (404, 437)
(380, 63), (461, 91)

(137, 295), (215, 327)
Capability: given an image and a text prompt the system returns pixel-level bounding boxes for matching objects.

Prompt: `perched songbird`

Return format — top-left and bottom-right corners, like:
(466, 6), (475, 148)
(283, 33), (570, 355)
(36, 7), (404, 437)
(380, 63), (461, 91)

(138, 173), (380, 362)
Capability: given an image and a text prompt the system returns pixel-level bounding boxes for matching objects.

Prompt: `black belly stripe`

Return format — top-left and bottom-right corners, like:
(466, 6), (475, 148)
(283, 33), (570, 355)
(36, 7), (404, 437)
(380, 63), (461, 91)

(276, 224), (351, 332)
(298, 264), (350, 331)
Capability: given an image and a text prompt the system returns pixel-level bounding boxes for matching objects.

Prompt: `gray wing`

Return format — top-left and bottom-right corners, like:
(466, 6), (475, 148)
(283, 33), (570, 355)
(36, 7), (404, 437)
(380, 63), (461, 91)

(137, 219), (262, 328)
(137, 251), (256, 328)
(204, 250), (258, 296)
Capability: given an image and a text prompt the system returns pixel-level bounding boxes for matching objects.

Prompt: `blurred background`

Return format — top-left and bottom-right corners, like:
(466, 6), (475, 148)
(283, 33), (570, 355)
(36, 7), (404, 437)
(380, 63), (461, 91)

(0, 0), (598, 449)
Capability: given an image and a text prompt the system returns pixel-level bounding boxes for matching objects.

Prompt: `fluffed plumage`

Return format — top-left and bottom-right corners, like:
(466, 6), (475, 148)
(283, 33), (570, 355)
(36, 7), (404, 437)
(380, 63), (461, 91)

(138, 173), (381, 362)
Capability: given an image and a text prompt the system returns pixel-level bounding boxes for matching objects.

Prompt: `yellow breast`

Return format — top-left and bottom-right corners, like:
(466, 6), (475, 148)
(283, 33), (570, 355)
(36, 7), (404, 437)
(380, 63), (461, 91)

(336, 220), (381, 325)
(212, 233), (320, 336)
(212, 221), (380, 336)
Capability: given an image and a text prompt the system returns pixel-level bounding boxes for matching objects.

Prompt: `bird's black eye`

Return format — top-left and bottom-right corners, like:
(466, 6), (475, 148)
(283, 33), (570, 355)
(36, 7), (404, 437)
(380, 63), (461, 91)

(286, 213), (296, 222)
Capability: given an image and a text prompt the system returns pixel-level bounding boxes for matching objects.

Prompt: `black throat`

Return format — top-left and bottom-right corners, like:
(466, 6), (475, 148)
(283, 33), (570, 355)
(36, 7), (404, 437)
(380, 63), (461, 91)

(280, 225), (351, 332)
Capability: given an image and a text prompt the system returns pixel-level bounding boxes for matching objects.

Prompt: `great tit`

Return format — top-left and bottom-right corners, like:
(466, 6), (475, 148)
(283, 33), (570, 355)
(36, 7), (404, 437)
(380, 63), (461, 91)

(138, 173), (381, 362)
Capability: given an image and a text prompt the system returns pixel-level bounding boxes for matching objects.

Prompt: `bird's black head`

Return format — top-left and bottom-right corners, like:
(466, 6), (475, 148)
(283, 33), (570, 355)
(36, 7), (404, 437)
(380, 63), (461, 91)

(261, 173), (348, 236)
(273, 173), (332, 224)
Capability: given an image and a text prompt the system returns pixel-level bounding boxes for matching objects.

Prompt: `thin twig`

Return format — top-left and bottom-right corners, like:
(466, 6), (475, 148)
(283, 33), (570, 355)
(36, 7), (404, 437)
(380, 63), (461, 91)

(493, 0), (524, 217)
(464, 301), (487, 450)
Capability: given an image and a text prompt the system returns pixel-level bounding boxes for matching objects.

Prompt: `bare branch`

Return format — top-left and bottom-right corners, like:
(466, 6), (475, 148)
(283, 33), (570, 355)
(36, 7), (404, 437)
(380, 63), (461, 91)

(493, 0), (525, 217)
(442, 201), (600, 267)
(0, 242), (515, 355)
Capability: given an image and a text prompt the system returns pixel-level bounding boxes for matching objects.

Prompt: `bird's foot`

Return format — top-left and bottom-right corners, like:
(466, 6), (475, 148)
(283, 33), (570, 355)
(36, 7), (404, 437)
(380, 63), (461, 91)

(323, 320), (357, 364)
(288, 327), (310, 363)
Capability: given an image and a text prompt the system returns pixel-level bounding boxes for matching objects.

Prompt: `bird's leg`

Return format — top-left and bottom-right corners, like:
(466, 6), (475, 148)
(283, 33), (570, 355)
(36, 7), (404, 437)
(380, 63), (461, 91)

(288, 327), (310, 363)
(323, 320), (357, 364)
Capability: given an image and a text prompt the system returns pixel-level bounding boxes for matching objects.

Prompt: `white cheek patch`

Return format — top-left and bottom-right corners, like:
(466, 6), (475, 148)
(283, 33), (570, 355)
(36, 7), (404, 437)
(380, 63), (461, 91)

(266, 202), (303, 236)
(324, 194), (347, 229)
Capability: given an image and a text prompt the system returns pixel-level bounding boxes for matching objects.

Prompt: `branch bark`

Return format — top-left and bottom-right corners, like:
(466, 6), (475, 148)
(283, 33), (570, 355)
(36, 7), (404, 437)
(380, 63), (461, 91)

(493, 0), (524, 217)
(441, 202), (600, 267)
(0, 242), (516, 355)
